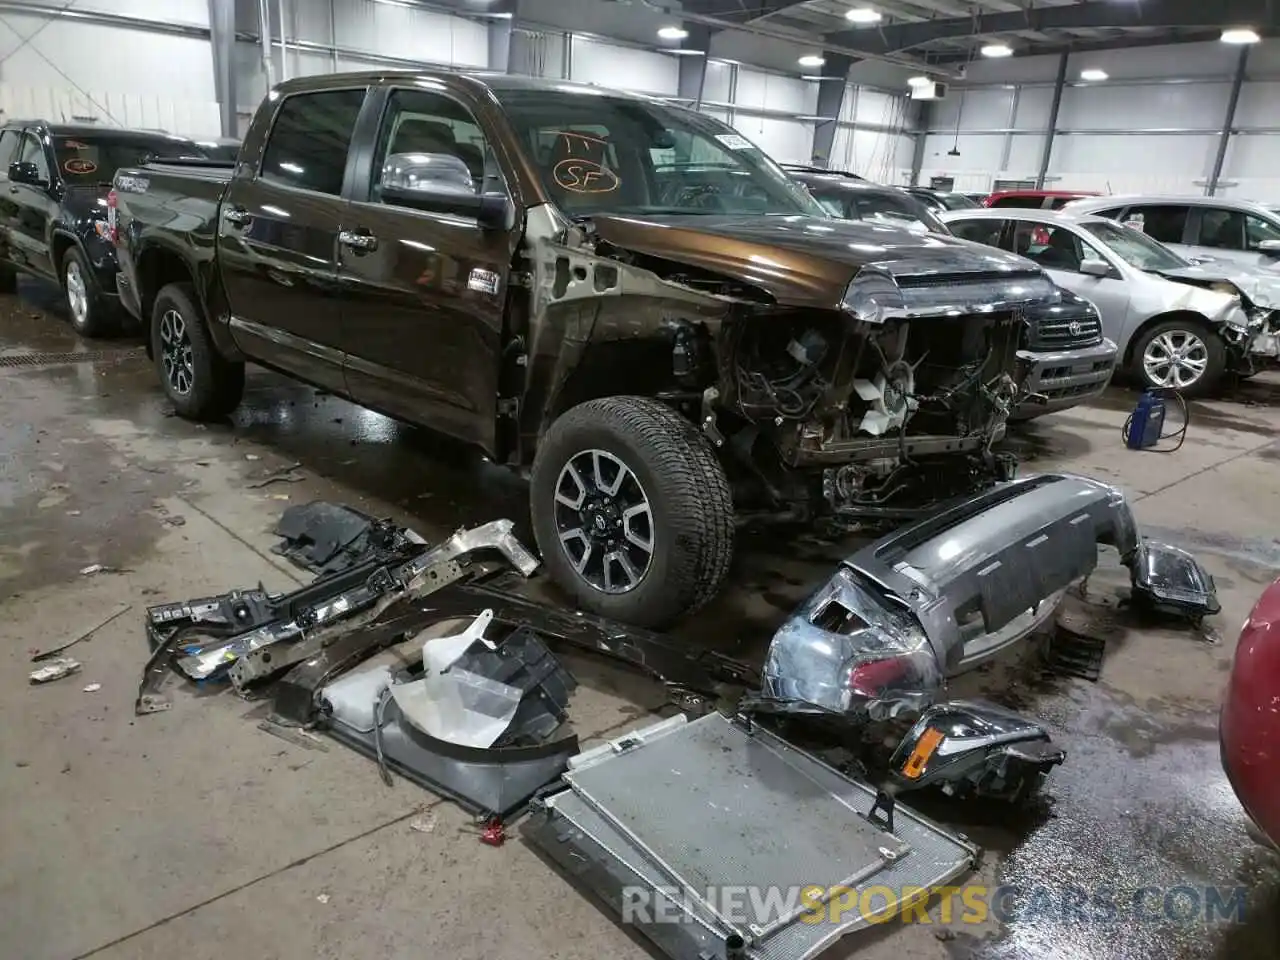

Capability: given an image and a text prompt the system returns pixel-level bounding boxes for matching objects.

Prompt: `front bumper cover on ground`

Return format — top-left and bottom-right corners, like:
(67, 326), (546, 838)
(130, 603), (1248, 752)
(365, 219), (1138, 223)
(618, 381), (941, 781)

(752, 474), (1141, 719)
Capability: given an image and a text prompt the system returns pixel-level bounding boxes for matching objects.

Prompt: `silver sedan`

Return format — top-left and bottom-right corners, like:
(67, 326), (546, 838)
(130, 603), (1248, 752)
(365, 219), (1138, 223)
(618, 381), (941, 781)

(940, 208), (1260, 395)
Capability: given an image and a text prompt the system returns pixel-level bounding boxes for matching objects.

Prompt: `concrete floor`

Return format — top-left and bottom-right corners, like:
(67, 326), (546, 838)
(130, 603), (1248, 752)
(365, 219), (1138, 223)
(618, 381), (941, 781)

(1, 277), (1278, 960)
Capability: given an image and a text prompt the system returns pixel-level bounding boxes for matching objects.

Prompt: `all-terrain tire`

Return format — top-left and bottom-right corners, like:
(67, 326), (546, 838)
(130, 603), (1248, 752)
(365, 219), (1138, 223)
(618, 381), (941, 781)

(151, 281), (245, 420)
(530, 396), (734, 629)
(1130, 317), (1226, 398)
(62, 246), (116, 337)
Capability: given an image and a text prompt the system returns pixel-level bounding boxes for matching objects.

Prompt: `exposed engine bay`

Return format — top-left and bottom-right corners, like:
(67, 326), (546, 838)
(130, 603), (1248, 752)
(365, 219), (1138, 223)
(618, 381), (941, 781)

(513, 205), (1066, 524)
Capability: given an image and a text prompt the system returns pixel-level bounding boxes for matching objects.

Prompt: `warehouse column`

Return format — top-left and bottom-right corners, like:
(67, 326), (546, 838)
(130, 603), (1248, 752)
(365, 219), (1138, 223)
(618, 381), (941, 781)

(207, 0), (237, 137)
(676, 24), (714, 107)
(909, 101), (932, 186)
(488, 0), (519, 73)
(810, 53), (853, 169)
(1208, 46), (1250, 196)
(1036, 50), (1068, 189)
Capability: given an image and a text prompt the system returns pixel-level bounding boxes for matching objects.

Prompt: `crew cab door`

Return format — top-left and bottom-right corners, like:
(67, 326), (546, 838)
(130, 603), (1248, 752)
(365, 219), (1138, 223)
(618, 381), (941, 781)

(216, 85), (368, 393)
(8, 128), (58, 279)
(336, 84), (519, 452)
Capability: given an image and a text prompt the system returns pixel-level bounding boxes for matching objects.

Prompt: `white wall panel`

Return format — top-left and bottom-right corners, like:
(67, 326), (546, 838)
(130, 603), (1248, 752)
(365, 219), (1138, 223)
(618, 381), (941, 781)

(703, 61), (733, 103)
(1057, 82), (1229, 131)
(1220, 135), (1280, 202)
(732, 117), (814, 165)
(511, 30), (567, 79)
(1050, 134), (1217, 193)
(734, 69), (817, 115)
(0, 85), (220, 139)
(1007, 135), (1045, 176)
(1015, 87), (1053, 129)
(832, 126), (913, 183)
(18, 0), (209, 26)
(321, 0), (487, 67)
(1234, 82), (1280, 129)
(0, 13), (215, 102)
(569, 38), (677, 95)
(932, 88), (1014, 132)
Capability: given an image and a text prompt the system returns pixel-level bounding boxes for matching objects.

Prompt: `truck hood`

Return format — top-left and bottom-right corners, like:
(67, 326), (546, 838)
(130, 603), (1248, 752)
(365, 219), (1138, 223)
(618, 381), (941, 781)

(588, 212), (1051, 310)
(1151, 264), (1280, 311)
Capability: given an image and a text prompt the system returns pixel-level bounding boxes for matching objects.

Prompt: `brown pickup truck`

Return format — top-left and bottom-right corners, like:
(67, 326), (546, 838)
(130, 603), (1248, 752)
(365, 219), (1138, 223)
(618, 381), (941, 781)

(110, 70), (1072, 627)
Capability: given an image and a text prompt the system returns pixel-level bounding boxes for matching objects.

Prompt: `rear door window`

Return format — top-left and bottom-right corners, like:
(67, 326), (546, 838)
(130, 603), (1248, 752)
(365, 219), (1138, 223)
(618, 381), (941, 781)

(0, 130), (18, 173)
(1194, 208), (1245, 250)
(1125, 205), (1190, 244)
(990, 195), (1044, 209)
(259, 88), (367, 196)
(948, 218), (1007, 249)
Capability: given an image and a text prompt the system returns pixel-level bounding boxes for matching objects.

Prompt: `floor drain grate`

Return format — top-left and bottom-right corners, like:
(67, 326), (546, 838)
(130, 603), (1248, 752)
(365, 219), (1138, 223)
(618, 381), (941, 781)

(0, 348), (145, 368)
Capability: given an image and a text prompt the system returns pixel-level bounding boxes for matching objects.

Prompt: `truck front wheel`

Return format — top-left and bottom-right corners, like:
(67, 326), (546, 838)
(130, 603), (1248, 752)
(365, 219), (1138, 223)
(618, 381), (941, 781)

(151, 282), (245, 420)
(530, 396), (735, 629)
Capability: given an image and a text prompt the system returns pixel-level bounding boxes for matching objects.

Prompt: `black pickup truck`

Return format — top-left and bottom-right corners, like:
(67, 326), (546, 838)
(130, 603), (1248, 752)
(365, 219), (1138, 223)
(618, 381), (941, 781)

(110, 70), (1070, 627)
(0, 120), (232, 335)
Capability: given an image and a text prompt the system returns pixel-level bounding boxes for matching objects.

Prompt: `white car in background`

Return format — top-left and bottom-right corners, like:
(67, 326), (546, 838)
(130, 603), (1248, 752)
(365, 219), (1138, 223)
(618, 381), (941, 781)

(1062, 194), (1280, 272)
(940, 207), (1279, 395)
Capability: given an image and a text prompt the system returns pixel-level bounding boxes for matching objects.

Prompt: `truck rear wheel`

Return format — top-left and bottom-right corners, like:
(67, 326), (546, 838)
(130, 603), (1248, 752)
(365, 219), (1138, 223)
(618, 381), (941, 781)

(529, 396), (735, 629)
(151, 282), (245, 420)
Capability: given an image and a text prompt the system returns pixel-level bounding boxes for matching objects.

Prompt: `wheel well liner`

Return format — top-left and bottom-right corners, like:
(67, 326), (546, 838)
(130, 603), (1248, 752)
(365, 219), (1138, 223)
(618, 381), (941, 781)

(137, 246), (198, 356)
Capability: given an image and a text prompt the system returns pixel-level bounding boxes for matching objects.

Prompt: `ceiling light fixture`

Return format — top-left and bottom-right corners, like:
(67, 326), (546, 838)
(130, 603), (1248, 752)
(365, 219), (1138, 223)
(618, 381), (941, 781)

(845, 8), (882, 24)
(798, 54), (826, 67)
(981, 43), (1013, 58)
(657, 26), (688, 40)
(907, 75), (933, 87)
(1080, 68), (1108, 81)
(667, 49), (705, 56)
(1221, 28), (1261, 44)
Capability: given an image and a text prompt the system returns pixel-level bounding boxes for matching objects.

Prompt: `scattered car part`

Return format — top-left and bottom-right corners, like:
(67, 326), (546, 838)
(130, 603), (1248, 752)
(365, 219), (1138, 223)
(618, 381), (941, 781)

(888, 700), (1066, 802)
(270, 572), (757, 727)
(750, 473), (1138, 720)
(1129, 539), (1221, 622)
(31, 603), (131, 662)
(524, 712), (980, 960)
(272, 500), (424, 575)
(479, 818), (506, 847)
(136, 519), (539, 713)
(30, 657), (82, 684)
(1044, 629), (1107, 682)
(320, 659), (578, 818)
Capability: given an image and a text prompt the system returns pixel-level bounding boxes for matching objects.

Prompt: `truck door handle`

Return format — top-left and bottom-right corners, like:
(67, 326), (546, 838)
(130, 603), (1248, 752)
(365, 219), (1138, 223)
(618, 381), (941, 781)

(338, 230), (378, 252)
(223, 206), (252, 226)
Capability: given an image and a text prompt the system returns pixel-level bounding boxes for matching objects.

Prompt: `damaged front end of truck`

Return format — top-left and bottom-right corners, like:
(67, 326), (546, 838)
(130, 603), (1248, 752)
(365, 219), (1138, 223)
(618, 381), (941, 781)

(508, 201), (1064, 522)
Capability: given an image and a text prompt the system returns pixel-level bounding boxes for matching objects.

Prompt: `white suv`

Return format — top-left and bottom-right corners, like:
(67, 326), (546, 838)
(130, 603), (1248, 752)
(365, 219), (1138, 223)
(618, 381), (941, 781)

(1063, 195), (1280, 272)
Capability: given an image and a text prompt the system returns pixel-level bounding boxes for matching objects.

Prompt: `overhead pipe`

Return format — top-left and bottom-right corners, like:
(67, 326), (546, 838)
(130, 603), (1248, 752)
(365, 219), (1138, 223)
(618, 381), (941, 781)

(258, 0), (275, 88)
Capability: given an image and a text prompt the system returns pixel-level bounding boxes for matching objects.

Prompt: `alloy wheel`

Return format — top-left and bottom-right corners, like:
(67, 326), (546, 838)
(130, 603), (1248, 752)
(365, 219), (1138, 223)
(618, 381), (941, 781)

(158, 309), (195, 396)
(1142, 330), (1209, 390)
(553, 449), (654, 594)
(65, 260), (89, 328)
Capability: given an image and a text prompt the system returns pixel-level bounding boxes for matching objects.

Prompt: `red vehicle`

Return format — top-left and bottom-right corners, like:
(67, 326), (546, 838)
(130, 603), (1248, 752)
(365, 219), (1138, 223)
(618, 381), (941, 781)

(1221, 575), (1280, 849)
(983, 189), (1100, 210)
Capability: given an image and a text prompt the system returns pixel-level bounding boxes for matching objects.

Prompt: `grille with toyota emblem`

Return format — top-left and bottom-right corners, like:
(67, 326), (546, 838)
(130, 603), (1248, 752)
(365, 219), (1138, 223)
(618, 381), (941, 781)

(1029, 313), (1103, 350)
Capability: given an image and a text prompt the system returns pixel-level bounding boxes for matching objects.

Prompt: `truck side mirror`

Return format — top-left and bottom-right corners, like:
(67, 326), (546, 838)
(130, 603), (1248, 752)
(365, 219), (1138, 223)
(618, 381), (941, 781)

(9, 161), (45, 187)
(379, 151), (512, 230)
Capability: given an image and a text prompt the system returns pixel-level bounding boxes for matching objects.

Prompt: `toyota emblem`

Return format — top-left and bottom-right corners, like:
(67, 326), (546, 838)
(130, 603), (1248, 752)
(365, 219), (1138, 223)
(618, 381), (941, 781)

(1068, 320), (1082, 336)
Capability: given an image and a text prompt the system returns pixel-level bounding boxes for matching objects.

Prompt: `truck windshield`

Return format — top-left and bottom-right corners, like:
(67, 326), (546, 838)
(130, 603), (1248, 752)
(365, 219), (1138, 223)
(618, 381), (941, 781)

(52, 134), (213, 185)
(1080, 219), (1189, 271)
(494, 90), (825, 218)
